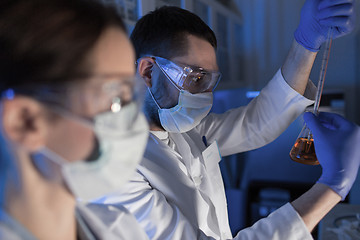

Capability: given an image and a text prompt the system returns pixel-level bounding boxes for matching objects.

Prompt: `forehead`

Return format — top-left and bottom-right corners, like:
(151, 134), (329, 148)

(68, 27), (136, 117)
(171, 34), (218, 71)
(88, 26), (135, 78)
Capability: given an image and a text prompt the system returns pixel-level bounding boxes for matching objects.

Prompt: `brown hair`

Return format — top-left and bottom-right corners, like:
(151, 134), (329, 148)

(0, 0), (126, 92)
(0, 0), (127, 207)
(130, 6), (217, 60)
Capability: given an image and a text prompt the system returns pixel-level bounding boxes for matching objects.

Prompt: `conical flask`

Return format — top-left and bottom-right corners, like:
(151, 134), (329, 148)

(289, 124), (319, 165)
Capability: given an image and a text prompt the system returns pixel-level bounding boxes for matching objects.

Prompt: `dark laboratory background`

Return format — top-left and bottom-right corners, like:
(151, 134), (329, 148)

(103, 0), (360, 239)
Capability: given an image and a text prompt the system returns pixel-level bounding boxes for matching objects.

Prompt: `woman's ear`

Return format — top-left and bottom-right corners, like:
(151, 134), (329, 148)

(1, 96), (47, 152)
(138, 57), (155, 88)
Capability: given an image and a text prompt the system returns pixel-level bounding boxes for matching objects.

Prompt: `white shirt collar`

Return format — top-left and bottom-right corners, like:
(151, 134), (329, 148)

(151, 131), (169, 141)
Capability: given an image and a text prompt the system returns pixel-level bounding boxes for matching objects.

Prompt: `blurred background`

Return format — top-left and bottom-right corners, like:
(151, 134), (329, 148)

(101, 0), (360, 238)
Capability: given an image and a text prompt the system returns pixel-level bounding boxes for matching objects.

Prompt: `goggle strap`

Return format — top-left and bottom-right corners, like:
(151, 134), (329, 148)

(35, 147), (66, 166)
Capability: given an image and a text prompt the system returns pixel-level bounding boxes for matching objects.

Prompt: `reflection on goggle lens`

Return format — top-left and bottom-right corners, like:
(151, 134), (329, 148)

(111, 97), (121, 113)
(150, 56), (222, 94)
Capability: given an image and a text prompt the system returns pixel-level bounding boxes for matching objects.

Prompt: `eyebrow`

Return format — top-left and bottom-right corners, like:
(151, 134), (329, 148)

(173, 60), (218, 72)
(173, 60), (202, 69)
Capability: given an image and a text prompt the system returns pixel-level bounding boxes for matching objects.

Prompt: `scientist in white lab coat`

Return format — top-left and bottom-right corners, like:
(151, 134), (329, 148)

(99, 0), (359, 239)
(0, 0), (149, 239)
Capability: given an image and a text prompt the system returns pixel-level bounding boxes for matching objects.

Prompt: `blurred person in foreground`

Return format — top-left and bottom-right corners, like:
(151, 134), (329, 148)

(0, 0), (149, 239)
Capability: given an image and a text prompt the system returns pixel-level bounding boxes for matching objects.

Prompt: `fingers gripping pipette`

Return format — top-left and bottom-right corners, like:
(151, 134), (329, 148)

(289, 27), (334, 165)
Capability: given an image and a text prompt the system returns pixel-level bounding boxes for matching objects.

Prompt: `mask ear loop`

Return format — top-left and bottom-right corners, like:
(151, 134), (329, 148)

(147, 87), (161, 110)
(148, 57), (191, 110)
(144, 60), (162, 110)
(147, 58), (180, 110)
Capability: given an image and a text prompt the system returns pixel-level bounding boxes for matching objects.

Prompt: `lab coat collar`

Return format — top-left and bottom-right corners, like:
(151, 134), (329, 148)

(150, 130), (169, 141)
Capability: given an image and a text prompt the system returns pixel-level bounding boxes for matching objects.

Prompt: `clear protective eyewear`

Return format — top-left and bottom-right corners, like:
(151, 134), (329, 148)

(1, 74), (146, 126)
(150, 56), (222, 94)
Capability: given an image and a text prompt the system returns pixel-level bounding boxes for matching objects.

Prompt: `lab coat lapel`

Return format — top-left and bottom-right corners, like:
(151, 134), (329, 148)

(168, 132), (205, 180)
(179, 130), (232, 239)
(76, 203), (116, 240)
(169, 132), (224, 237)
(76, 203), (148, 240)
(144, 134), (222, 237)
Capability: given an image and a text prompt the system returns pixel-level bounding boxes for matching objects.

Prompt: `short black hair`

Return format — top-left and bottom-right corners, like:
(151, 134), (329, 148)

(0, 0), (125, 92)
(130, 6), (217, 60)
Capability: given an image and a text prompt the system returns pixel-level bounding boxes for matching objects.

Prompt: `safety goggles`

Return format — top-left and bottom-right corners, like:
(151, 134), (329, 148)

(1, 74), (145, 124)
(150, 56), (221, 94)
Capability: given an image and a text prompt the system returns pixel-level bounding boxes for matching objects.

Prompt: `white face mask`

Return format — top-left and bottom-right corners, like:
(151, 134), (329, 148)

(149, 88), (213, 133)
(32, 102), (149, 201)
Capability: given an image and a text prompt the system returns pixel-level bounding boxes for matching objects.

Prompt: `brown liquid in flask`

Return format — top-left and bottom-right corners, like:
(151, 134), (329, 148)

(289, 137), (319, 165)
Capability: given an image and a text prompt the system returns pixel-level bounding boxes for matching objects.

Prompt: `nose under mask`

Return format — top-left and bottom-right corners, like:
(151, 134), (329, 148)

(148, 88), (213, 133)
(30, 103), (149, 201)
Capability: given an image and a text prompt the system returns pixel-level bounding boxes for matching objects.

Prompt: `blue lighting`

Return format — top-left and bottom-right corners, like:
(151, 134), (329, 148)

(2, 89), (14, 100)
(246, 91), (260, 99)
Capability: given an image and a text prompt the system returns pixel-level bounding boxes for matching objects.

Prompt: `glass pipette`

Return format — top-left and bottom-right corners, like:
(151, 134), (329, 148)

(313, 27), (334, 116)
(289, 27), (334, 165)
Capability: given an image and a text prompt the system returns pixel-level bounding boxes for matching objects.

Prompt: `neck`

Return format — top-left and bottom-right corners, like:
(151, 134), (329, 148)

(150, 124), (165, 132)
(147, 117), (165, 132)
(5, 150), (77, 240)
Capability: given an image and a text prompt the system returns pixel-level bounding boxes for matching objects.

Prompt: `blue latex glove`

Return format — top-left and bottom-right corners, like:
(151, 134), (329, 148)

(295, 0), (355, 52)
(304, 112), (360, 200)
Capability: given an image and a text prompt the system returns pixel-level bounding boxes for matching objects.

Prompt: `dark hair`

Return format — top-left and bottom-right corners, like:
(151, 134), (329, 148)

(0, 0), (126, 92)
(130, 6), (217, 60)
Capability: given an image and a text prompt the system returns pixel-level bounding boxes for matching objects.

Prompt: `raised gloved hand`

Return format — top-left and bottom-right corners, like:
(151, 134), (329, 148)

(304, 112), (360, 200)
(295, 0), (355, 52)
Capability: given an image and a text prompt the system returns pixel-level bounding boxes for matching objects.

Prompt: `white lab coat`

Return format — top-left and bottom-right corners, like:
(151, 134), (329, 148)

(0, 203), (149, 240)
(100, 69), (315, 239)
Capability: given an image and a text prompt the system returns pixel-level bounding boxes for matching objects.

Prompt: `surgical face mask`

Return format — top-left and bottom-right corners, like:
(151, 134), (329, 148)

(147, 56), (217, 132)
(3, 75), (149, 201)
(148, 87), (213, 133)
(145, 56), (215, 133)
(32, 102), (149, 201)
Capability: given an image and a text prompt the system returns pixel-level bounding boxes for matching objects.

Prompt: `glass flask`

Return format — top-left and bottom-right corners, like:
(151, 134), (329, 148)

(289, 124), (319, 165)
